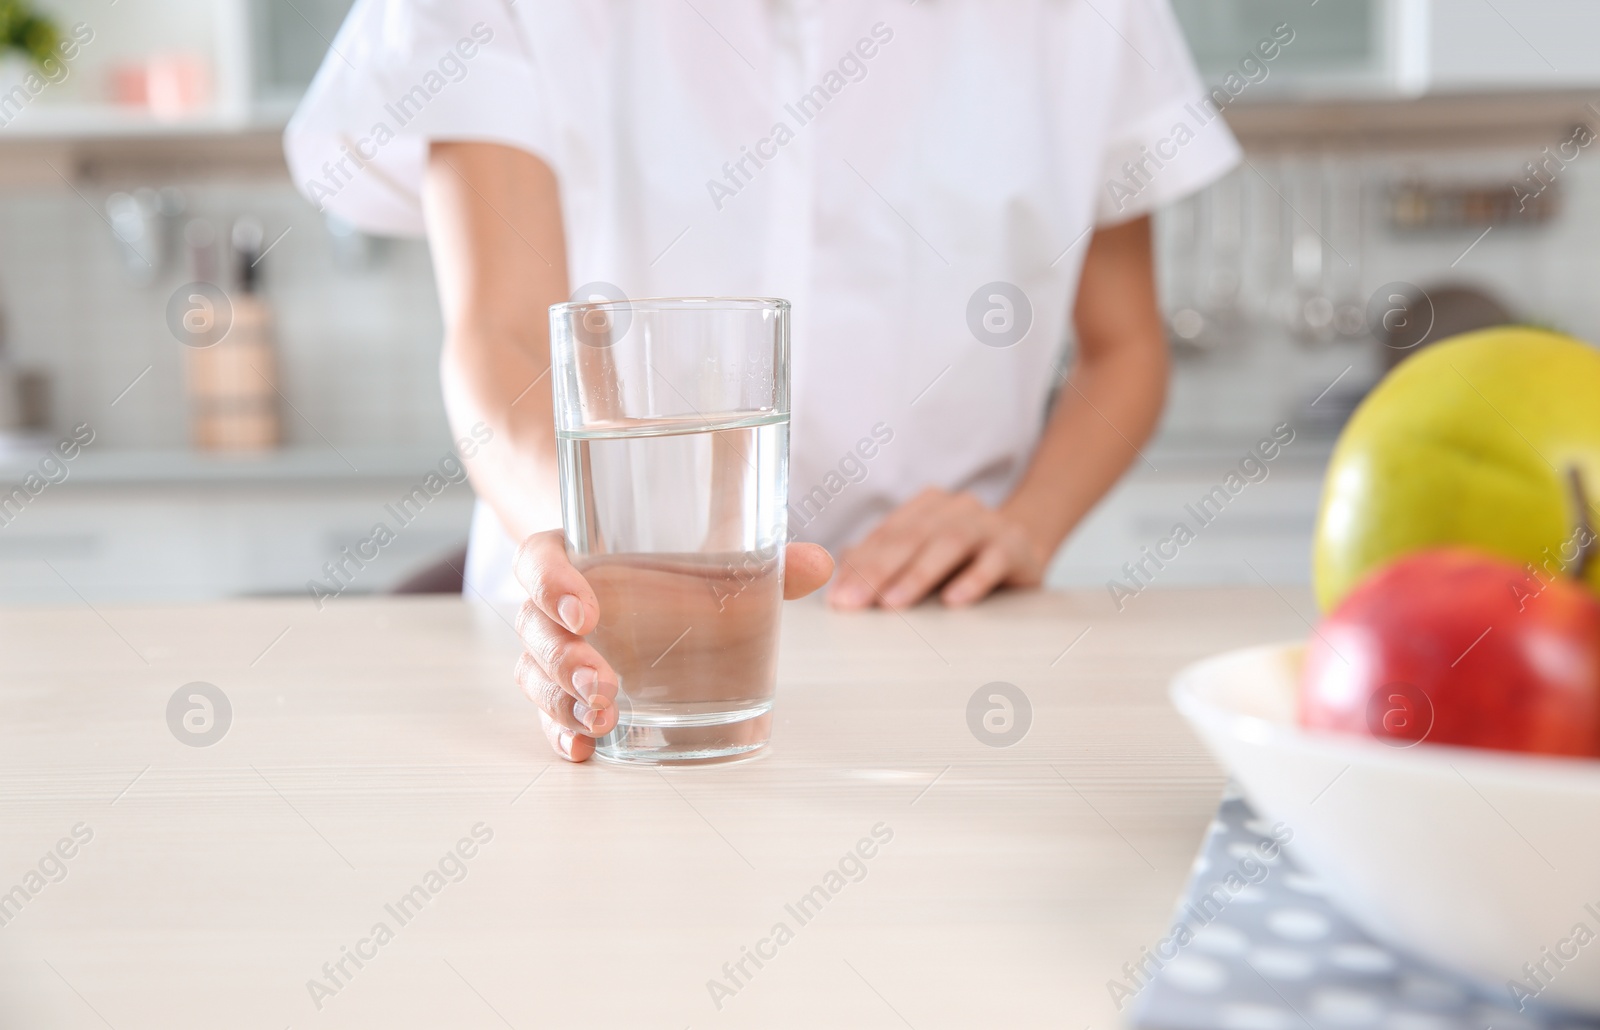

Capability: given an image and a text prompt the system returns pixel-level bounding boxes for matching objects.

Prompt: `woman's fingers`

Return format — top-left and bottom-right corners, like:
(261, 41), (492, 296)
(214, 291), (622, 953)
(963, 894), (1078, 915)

(827, 490), (947, 608)
(513, 528), (618, 759)
(783, 542), (834, 599)
(832, 490), (1009, 609)
(829, 513), (940, 608)
(822, 490), (1055, 610)
(940, 541), (1014, 607)
(513, 529), (599, 634)
(880, 528), (982, 608)
(515, 600), (618, 705)
(539, 710), (596, 763)
(517, 653), (617, 737)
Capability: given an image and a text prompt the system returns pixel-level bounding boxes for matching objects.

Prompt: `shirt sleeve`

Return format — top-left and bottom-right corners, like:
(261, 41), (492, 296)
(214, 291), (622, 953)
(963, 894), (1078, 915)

(283, 0), (555, 237)
(1092, 0), (1242, 226)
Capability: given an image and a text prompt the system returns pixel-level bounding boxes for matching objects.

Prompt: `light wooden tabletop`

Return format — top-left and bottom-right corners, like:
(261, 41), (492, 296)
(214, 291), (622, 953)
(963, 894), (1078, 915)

(0, 586), (1313, 1029)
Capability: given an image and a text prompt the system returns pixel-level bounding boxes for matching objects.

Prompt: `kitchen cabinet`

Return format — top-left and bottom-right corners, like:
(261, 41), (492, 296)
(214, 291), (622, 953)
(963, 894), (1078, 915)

(0, 440), (1323, 604)
(1425, 1), (1600, 92)
(0, 0), (354, 139)
(1174, 0), (1600, 98)
(1173, 0), (1410, 96)
(1046, 438), (1329, 592)
(0, 448), (472, 603)
(248, 0), (358, 115)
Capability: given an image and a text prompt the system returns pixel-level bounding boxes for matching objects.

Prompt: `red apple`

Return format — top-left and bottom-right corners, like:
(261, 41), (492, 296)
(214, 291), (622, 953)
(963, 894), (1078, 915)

(1300, 547), (1600, 757)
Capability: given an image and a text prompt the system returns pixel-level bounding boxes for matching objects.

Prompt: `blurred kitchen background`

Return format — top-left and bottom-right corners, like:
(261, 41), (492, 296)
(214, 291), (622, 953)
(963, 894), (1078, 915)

(1, 0), (1598, 602)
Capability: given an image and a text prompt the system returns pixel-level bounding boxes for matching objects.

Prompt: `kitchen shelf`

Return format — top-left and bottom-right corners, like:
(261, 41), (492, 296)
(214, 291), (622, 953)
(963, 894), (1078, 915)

(4, 88), (1593, 185)
(0, 106), (291, 182)
(1226, 87), (1600, 152)
(0, 102), (288, 140)
(0, 445), (464, 487)
(0, 437), (1333, 489)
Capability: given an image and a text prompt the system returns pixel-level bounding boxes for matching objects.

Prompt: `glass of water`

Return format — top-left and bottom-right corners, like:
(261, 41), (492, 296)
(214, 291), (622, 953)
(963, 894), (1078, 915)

(548, 297), (790, 765)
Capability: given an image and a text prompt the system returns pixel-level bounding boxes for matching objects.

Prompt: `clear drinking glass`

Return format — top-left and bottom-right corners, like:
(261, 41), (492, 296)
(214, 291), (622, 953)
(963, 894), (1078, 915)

(548, 297), (790, 765)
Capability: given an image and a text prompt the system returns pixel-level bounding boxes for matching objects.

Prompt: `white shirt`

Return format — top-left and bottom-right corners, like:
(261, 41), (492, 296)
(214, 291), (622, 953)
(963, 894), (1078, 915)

(285, 0), (1239, 603)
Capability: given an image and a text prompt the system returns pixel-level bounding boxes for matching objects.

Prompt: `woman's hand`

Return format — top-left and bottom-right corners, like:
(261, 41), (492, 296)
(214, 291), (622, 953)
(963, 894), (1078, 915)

(513, 531), (834, 762)
(825, 216), (1168, 612)
(826, 488), (1049, 610)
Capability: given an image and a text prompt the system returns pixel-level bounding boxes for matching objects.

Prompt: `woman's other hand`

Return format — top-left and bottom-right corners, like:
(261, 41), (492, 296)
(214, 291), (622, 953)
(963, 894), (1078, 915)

(826, 488), (1048, 610)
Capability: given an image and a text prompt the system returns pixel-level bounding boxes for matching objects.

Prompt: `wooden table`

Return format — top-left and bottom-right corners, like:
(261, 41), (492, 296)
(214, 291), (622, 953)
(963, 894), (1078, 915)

(0, 587), (1313, 1029)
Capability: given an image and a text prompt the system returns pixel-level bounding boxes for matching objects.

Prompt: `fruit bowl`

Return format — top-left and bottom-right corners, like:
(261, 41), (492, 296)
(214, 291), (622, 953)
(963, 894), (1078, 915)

(1172, 643), (1600, 1015)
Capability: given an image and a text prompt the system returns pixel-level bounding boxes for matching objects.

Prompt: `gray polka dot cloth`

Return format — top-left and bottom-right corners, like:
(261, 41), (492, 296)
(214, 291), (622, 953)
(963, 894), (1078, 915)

(1127, 789), (1600, 1030)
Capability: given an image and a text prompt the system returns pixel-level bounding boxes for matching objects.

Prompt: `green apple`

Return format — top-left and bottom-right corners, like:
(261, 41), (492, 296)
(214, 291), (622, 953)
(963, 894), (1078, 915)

(1313, 326), (1600, 611)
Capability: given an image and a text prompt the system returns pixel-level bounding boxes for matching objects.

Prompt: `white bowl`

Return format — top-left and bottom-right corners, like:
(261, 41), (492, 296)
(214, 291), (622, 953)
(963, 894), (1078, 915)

(1171, 642), (1600, 1015)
